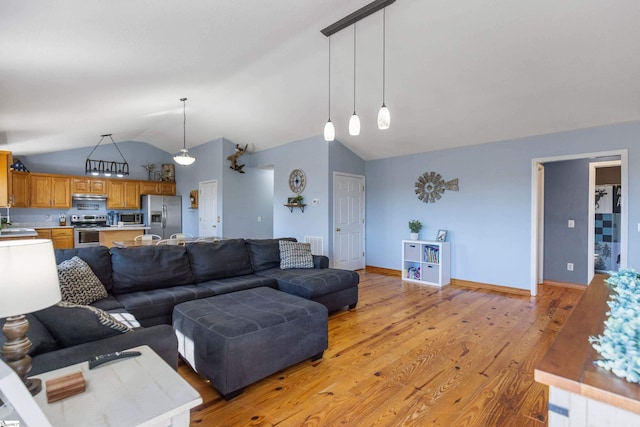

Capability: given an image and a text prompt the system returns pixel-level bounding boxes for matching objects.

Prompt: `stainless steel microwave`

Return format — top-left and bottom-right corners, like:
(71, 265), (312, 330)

(118, 212), (143, 224)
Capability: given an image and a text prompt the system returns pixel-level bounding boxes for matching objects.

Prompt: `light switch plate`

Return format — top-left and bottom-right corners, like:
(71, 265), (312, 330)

(568, 220), (575, 228)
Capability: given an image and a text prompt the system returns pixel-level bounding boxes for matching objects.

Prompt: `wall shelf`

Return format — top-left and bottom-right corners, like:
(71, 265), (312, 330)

(284, 203), (306, 213)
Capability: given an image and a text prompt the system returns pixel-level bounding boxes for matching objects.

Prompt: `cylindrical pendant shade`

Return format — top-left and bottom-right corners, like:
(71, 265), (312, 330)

(324, 120), (335, 141)
(349, 113), (361, 136)
(0, 239), (61, 318)
(378, 105), (391, 130)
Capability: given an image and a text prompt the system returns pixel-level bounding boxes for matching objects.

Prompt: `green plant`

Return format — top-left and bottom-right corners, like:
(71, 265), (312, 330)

(408, 220), (422, 233)
(295, 195), (304, 203)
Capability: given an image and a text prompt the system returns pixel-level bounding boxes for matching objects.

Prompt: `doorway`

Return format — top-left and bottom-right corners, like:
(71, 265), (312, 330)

(590, 161), (622, 276)
(530, 149), (628, 296)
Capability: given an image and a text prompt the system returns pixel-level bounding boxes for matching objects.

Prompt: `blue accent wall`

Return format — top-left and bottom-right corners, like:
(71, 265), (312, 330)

(365, 121), (640, 290)
(17, 141), (174, 181)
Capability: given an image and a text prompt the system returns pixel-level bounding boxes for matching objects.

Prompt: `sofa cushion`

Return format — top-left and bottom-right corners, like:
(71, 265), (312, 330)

(196, 274), (278, 296)
(55, 246), (114, 292)
(245, 238), (296, 272)
(113, 284), (216, 327)
(256, 267), (360, 299)
(57, 256), (108, 305)
(279, 240), (314, 269)
(110, 246), (194, 294)
(33, 302), (132, 348)
(0, 314), (59, 356)
(186, 239), (253, 282)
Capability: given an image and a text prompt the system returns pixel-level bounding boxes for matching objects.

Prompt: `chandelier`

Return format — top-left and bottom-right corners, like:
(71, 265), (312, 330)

(85, 134), (129, 177)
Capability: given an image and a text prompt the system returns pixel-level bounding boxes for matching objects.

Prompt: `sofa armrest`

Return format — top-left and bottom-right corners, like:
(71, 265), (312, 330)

(30, 324), (178, 375)
(313, 255), (329, 269)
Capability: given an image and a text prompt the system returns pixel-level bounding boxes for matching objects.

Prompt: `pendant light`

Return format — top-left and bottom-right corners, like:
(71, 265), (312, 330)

(348, 23), (361, 136)
(323, 37), (335, 141)
(377, 7), (391, 130)
(173, 97), (196, 166)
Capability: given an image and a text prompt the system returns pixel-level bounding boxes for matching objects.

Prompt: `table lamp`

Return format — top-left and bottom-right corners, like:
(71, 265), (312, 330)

(0, 239), (61, 395)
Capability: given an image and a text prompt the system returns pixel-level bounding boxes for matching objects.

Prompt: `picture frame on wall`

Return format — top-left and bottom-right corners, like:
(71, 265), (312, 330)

(436, 230), (448, 242)
(161, 164), (175, 182)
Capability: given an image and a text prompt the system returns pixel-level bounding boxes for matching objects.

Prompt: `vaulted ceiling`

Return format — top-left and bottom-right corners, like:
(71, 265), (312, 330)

(1, 0), (639, 161)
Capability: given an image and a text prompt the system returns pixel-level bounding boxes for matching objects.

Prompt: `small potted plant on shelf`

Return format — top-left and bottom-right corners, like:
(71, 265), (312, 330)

(408, 220), (422, 240)
(295, 195), (304, 205)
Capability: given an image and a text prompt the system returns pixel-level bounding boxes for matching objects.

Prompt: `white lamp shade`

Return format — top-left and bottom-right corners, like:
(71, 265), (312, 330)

(378, 105), (391, 130)
(324, 120), (335, 141)
(173, 149), (196, 166)
(348, 113), (361, 136)
(0, 239), (61, 318)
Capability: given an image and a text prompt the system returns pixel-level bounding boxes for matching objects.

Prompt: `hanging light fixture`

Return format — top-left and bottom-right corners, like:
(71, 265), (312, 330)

(323, 37), (335, 142)
(377, 7), (390, 130)
(173, 97), (196, 166)
(85, 134), (129, 177)
(348, 22), (361, 136)
(320, 0), (396, 137)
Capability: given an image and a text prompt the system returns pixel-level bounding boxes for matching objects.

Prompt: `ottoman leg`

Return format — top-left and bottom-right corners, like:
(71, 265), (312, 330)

(222, 387), (245, 401)
(348, 303), (357, 309)
(310, 351), (324, 362)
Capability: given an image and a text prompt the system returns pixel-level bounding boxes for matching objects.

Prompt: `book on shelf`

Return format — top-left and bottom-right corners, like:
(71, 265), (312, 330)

(423, 246), (440, 263)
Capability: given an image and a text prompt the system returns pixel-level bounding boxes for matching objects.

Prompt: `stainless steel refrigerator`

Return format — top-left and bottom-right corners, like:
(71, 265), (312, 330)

(141, 195), (182, 239)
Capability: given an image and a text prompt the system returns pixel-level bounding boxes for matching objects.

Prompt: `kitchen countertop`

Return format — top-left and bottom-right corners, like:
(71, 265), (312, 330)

(0, 227), (38, 238)
(95, 226), (150, 231)
(8, 222), (74, 229)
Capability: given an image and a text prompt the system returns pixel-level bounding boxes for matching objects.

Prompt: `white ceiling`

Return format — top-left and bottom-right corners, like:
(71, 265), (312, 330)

(1, 0), (639, 161)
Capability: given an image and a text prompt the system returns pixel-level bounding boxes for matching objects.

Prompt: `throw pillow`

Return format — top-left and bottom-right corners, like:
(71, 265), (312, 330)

(279, 240), (314, 269)
(57, 256), (108, 305)
(33, 302), (132, 348)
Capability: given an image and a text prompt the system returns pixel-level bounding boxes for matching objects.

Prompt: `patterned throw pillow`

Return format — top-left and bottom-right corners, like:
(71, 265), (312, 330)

(279, 240), (314, 269)
(57, 256), (108, 305)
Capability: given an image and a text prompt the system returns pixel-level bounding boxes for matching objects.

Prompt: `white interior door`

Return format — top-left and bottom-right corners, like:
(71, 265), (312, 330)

(333, 173), (365, 270)
(199, 180), (218, 237)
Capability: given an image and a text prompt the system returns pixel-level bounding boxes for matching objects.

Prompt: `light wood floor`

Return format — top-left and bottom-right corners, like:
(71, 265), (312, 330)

(179, 270), (584, 426)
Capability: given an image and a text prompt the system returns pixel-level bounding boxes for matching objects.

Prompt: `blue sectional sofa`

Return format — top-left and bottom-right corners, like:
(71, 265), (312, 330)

(1, 238), (359, 375)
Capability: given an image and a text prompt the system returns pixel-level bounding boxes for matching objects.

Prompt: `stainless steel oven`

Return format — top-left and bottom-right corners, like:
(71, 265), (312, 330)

(74, 228), (100, 248)
(71, 214), (107, 248)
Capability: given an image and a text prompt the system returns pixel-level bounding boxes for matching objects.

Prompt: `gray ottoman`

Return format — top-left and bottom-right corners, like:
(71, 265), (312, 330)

(173, 287), (328, 399)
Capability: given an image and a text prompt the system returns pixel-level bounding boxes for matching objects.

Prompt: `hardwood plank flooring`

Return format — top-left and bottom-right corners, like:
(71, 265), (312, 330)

(180, 271), (584, 426)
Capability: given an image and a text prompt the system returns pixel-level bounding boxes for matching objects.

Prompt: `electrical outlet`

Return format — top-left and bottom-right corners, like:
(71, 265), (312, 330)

(567, 263), (574, 271)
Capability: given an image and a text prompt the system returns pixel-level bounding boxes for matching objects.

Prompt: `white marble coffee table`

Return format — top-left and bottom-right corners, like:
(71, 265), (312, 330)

(32, 345), (201, 427)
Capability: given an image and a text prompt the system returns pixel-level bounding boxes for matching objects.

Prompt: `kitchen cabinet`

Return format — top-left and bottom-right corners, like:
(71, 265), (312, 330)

(71, 177), (106, 194)
(10, 172), (30, 207)
(51, 228), (74, 249)
(0, 150), (11, 207)
(30, 174), (71, 208)
(35, 227), (74, 249)
(139, 181), (176, 196)
(107, 180), (140, 209)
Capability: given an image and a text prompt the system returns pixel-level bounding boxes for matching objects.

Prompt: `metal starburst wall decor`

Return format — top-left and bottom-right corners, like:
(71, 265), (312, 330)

(414, 171), (459, 204)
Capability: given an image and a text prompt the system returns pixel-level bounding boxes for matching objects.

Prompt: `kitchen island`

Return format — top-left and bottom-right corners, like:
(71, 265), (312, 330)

(535, 274), (640, 426)
(96, 226), (149, 248)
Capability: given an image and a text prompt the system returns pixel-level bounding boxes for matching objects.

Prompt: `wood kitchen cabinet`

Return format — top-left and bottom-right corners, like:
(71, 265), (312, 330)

(51, 228), (74, 249)
(139, 181), (176, 196)
(36, 228), (74, 249)
(10, 171), (29, 207)
(71, 177), (106, 194)
(107, 180), (140, 209)
(30, 174), (71, 208)
(0, 150), (11, 207)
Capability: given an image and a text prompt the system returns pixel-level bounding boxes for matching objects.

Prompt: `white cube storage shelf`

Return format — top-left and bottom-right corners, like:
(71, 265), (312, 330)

(402, 240), (451, 286)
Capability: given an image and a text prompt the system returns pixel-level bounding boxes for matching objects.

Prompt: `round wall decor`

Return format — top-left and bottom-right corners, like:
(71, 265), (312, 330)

(415, 171), (459, 204)
(289, 168), (306, 194)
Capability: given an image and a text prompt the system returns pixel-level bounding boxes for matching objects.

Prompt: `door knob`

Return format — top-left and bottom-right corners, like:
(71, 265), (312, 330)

(336, 228), (341, 232)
